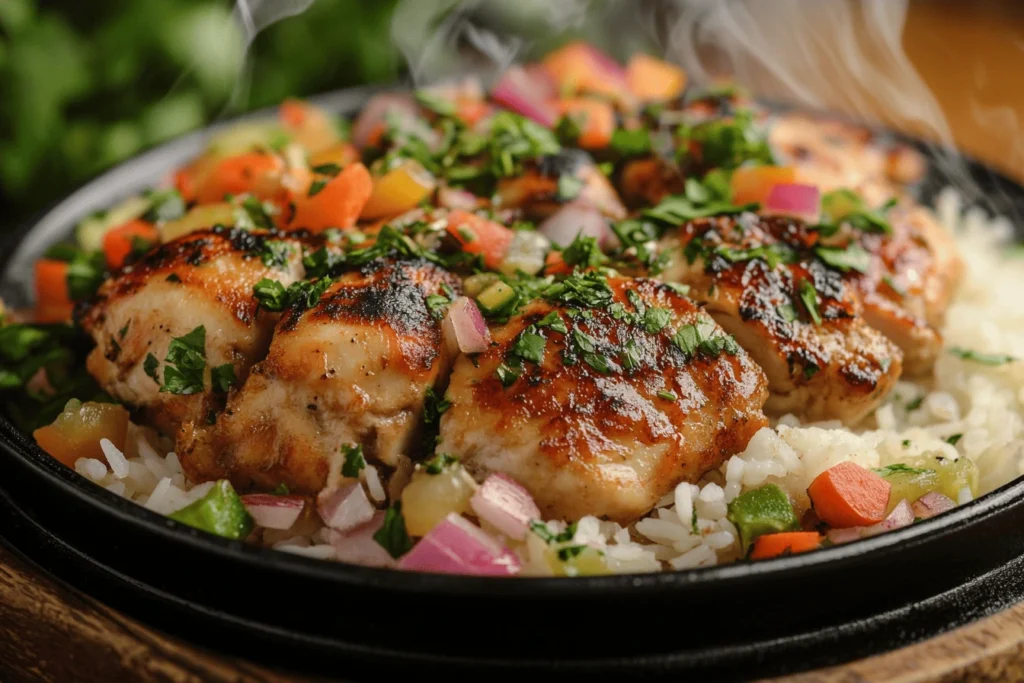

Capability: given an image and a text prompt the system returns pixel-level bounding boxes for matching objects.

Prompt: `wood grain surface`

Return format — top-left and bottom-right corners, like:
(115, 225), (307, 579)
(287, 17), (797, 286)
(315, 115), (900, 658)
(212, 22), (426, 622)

(1, 2), (1023, 682)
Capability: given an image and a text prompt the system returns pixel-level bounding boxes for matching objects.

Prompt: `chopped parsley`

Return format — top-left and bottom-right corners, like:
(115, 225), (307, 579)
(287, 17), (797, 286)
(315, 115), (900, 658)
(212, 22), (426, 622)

(946, 433), (964, 446)
(814, 242), (871, 274)
(657, 389), (678, 401)
(676, 109), (774, 171)
(424, 453), (458, 475)
(712, 243), (797, 269)
(536, 311), (568, 334)
(557, 545), (587, 561)
(905, 396), (924, 411)
(234, 196), (278, 231)
(423, 387), (451, 425)
(541, 270), (614, 309)
(816, 190), (896, 236)
(643, 307), (672, 334)
(424, 283), (456, 320)
(253, 277), (333, 312)
(158, 325), (207, 395)
(211, 363), (236, 393)
(672, 323), (740, 359)
(373, 502), (413, 559)
(509, 326), (547, 365)
(798, 280), (822, 325)
(570, 329), (616, 374)
(561, 234), (608, 269)
(310, 162), (342, 177)
(495, 361), (522, 388)
(259, 240), (292, 269)
(610, 127), (652, 157)
(530, 520), (577, 544)
(643, 193), (756, 226)
(307, 179), (329, 197)
(340, 443), (366, 478)
(948, 347), (1017, 366)
(620, 340), (641, 370)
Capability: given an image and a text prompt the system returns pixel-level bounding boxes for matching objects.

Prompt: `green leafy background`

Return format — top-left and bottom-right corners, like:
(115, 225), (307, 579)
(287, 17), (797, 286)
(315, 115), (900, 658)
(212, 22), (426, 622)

(0, 0), (401, 229)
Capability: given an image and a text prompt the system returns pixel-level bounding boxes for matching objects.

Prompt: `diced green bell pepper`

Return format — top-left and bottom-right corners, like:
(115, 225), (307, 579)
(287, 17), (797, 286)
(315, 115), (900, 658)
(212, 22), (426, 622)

(727, 483), (800, 552)
(169, 480), (253, 540)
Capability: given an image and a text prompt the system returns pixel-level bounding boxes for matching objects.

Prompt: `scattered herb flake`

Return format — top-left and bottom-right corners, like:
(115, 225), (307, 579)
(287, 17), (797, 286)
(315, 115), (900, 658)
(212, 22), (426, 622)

(373, 503), (413, 559)
(424, 453), (458, 475)
(341, 443), (366, 477)
(948, 347), (1017, 366)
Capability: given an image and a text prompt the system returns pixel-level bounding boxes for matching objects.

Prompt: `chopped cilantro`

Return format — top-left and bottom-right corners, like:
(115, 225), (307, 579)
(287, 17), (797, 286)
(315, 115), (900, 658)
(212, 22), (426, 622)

(946, 433), (964, 446)
(571, 329), (615, 374)
(557, 545), (588, 561)
(424, 453), (458, 475)
(620, 340), (641, 370)
(905, 396), (924, 411)
(310, 162), (342, 177)
(672, 323), (739, 359)
(211, 363), (236, 393)
(542, 270), (614, 309)
(798, 280), (822, 325)
(509, 326), (546, 365)
(777, 303), (798, 323)
(657, 389), (678, 401)
(235, 196), (278, 231)
(713, 243), (796, 269)
(816, 190), (896, 236)
(253, 277), (333, 313)
(495, 360), (522, 387)
(341, 443), (366, 477)
(676, 109), (774, 171)
(142, 189), (186, 223)
(373, 503), (413, 558)
(815, 242), (871, 274)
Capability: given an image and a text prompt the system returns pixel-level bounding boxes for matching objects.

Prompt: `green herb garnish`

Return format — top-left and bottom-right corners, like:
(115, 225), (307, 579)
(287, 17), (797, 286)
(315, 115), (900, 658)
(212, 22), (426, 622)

(341, 443), (366, 478)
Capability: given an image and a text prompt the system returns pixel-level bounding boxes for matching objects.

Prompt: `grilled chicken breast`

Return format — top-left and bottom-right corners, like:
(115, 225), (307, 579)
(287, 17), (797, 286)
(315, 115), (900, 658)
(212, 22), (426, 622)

(80, 227), (306, 435)
(659, 214), (902, 424)
(180, 258), (460, 494)
(843, 205), (963, 374)
(437, 274), (769, 524)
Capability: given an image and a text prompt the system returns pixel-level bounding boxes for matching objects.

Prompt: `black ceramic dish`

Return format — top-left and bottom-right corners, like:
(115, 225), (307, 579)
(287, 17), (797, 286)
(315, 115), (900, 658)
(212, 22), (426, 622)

(2, 88), (1023, 682)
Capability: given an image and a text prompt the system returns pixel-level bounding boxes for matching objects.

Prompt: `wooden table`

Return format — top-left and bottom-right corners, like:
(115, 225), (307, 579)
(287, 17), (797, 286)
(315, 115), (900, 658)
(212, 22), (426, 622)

(3, 2), (1024, 681)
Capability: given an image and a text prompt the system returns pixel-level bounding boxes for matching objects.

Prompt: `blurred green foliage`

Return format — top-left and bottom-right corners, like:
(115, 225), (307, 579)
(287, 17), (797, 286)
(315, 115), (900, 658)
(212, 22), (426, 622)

(0, 0), (400, 225)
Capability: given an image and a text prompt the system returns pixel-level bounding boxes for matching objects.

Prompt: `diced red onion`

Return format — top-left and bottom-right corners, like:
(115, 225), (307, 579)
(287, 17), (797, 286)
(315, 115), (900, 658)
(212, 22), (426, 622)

(241, 494), (305, 530)
(469, 473), (541, 541)
(317, 482), (375, 532)
(438, 185), (480, 211)
(351, 93), (419, 149)
(578, 167), (628, 221)
(911, 492), (956, 520)
(327, 512), (395, 568)
(538, 202), (611, 248)
(828, 499), (916, 544)
(397, 513), (521, 576)
(825, 526), (863, 545)
(764, 183), (821, 223)
(442, 296), (491, 355)
(491, 66), (559, 127)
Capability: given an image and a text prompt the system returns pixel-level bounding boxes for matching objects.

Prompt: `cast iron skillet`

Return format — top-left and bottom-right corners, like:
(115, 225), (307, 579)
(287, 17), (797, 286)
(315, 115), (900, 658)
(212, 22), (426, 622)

(1, 87), (1023, 681)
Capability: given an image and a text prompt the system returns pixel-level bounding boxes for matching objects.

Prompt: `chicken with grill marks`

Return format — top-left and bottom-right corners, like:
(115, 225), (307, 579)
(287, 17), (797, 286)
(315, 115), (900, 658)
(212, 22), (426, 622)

(659, 214), (903, 424)
(437, 274), (769, 524)
(80, 227), (309, 436)
(179, 258), (461, 495)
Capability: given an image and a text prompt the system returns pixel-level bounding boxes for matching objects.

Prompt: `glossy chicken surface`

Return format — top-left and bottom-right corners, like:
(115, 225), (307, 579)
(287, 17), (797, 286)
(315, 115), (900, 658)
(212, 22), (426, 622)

(80, 227), (306, 435)
(438, 275), (769, 523)
(659, 214), (902, 424)
(180, 258), (460, 494)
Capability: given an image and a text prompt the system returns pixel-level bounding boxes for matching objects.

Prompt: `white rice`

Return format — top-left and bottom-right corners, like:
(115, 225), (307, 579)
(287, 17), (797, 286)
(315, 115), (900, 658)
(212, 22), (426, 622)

(77, 188), (1024, 574)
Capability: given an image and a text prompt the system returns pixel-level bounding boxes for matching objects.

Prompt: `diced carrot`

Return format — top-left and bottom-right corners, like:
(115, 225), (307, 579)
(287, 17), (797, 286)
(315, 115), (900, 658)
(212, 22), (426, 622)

(102, 219), (159, 270)
(749, 532), (822, 560)
(544, 250), (571, 276)
(626, 54), (687, 102)
(194, 152), (284, 205)
(174, 167), (198, 203)
(279, 98), (340, 154)
(456, 99), (491, 126)
(34, 259), (74, 323)
(446, 210), (514, 270)
(730, 166), (797, 205)
(559, 98), (615, 149)
(289, 162), (373, 233)
(544, 42), (633, 106)
(808, 461), (891, 528)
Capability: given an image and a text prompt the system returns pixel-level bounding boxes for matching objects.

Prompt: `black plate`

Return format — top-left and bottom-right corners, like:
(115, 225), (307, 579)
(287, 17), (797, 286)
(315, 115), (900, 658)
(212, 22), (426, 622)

(2, 89), (1023, 682)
